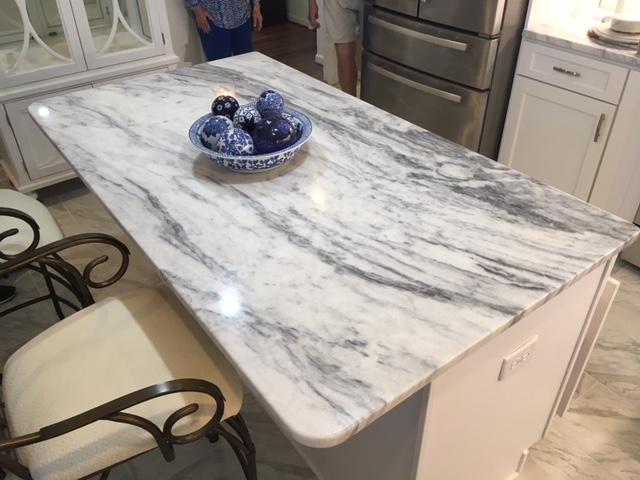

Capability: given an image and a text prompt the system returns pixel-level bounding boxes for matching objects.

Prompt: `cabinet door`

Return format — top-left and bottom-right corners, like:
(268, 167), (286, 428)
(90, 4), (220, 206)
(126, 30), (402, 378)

(589, 70), (640, 221)
(498, 76), (615, 201)
(4, 87), (89, 180)
(70, 0), (165, 69)
(0, 0), (87, 88)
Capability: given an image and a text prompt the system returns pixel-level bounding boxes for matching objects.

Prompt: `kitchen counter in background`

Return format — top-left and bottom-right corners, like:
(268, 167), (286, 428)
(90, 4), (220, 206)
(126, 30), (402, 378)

(524, 17), (640, 69)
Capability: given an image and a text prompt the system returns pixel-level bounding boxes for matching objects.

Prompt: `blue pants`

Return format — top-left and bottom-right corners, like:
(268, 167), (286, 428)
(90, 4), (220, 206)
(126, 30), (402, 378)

(198, 19), (253, 61)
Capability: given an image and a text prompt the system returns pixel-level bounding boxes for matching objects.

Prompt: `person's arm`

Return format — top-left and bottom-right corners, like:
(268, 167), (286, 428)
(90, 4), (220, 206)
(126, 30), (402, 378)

(185, 1), (216, 34)
(308, 0), (320, 29)
(253, 0), (263, 32)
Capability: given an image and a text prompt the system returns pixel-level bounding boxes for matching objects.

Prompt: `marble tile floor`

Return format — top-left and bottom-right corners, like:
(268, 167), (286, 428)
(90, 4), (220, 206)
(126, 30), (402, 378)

(1, 177), (639, 480)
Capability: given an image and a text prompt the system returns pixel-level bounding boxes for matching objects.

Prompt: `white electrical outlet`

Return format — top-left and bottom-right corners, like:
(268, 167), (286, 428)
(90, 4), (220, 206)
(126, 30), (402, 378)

(498, 336), (539, 381)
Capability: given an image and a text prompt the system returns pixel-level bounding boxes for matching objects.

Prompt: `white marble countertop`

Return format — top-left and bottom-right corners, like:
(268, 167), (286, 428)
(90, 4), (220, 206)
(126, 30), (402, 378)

(30, 52), (639, 448)
(524, 16), (640, 70)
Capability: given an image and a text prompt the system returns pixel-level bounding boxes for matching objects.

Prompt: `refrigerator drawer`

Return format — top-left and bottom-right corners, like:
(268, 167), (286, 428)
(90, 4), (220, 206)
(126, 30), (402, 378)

(364, 8), (498, 90)
(418, 0), (506, 36)
(370, 0), (417, 17)
(362, 53), (488, 151)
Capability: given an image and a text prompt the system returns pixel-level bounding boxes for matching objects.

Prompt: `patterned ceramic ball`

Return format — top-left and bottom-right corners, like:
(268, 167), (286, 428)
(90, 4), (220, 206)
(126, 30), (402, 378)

(282, 112), (303, 140)
(233, 104), (262, 133)
(252, 117), (295, 154)
(256, 90), (285, 119)
(216, 128), (255, 156)
(200, 115), (233, 149)
(211, 95), (240, 119)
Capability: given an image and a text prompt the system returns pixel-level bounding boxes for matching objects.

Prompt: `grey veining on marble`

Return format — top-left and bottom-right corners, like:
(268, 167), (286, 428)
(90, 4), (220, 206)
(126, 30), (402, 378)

(524, 19), (640, 70)
(28, 52), (639, 448)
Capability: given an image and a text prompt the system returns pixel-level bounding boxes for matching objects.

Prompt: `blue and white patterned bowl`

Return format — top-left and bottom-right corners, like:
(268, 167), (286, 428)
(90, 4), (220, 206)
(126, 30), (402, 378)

(189, 108), (312, 173)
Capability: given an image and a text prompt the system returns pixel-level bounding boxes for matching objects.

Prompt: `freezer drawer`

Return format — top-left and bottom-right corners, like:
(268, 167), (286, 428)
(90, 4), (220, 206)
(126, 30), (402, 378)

(364, 7), (498, 90)
(418, 0), (506, 36)
(370, 0), (417, 17)
(362, 53), (489, 151)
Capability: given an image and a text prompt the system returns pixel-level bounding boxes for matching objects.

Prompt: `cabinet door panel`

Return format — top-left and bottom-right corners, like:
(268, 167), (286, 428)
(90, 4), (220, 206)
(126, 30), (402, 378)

(70, 0), (165, 69)
(590, 70), (640, 221)
(0, 0), (86, 88)
(5, 87), (89, 180)
(498, 76), (614, 201)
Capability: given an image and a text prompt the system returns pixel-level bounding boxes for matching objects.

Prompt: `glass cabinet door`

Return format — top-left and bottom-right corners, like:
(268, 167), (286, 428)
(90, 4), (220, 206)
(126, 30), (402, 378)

(0, 0), (86, 88)
(70, 0), (165, 69)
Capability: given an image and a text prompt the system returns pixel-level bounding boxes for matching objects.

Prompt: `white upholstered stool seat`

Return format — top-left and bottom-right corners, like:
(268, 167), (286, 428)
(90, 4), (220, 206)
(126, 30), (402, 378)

(0, 189), (63, 257)
(2, 288), (243, 480)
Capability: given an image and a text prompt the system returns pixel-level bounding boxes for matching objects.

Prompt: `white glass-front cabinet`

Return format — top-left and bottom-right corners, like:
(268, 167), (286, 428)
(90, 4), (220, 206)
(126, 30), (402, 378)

(0, 0), (177, 192)
(0, 0), (87, 88)
(0, 0), (170, 89)
(71, 0), (166, 69)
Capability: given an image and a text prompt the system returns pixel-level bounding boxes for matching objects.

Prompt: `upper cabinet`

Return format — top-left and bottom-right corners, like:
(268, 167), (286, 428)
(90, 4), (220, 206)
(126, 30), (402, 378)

(0, 0), (87, 88)
(70, 0), (166, 69)
(0, 0), (170, 89)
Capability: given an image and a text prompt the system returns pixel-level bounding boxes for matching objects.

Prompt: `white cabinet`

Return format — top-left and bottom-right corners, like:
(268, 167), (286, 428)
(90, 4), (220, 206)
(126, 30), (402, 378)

(499, 75), (614, 201)
(0, 0), (87, 88)
(4, 87), (90, 181)
(70, 0), (166, 69)
(590, 70), (640, 222)
(0, 0), (178, 192)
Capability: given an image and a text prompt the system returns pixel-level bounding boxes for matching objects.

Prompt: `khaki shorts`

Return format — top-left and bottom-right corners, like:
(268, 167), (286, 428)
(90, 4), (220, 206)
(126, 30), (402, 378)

(323, 0), (361, 44)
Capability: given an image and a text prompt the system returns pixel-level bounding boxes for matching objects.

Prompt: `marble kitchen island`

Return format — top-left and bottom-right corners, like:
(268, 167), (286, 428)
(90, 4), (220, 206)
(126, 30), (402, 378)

(30, 53), (638, 480)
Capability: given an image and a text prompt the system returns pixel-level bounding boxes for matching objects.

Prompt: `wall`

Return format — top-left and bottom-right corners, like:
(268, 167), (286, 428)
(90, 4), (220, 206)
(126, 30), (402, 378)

(287, 0), (309, 25)
(164, 0), (205, 66)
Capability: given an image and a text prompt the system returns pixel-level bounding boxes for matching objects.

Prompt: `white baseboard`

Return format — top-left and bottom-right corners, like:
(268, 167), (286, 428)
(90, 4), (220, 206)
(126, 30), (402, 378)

(287, 14), (309, 27)
(315, 53), (324, 65)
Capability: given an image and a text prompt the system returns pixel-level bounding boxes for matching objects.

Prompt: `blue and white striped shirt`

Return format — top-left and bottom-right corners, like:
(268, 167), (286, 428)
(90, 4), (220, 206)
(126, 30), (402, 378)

(185, 0), (252, 29)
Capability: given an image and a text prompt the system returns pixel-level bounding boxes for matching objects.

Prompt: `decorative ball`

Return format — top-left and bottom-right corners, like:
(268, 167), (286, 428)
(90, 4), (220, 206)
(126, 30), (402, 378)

(200, 115), (233, 149)
(252, 117), (295, 154)
(211, 95), (240, 119)
(233, 104), (262, 133)
(256, 90), (285, 119)
(282, 112), (304, 140)
(216, 128), (254, 156)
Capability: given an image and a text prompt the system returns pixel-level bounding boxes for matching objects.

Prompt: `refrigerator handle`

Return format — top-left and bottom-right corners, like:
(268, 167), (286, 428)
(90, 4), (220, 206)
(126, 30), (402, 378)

(368, 16), (468, 52)
(368, 63), (463, 104)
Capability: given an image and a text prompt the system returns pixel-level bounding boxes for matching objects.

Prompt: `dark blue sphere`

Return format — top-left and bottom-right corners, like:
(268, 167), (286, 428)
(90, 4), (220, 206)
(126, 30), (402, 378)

(252, 117), (295, 154)
(211, 95), (240, 119)
(200, 115), (233, 149)
(282, 112), (304, 140)
(256, 90), (285, 119)
(233, 104), (262, 133)
(216, 128), (254, 156)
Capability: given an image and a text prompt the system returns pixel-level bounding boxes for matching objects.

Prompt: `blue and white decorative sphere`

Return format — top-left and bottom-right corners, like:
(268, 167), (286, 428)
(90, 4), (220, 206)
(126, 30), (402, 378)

(211, 95), (240, 119)
(252, 117), (295, 154)
(256, 90), (285, 119)
(233, 104), (262, 133)
(216, 128), (254, 156)
(282, 112), (304, 139)
(200, 115), (233, 149)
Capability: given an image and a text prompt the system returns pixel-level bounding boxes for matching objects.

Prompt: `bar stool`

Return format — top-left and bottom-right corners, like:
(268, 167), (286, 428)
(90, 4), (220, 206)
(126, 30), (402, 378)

(0, 189), (129, 319)
(0, 288), (256, 480)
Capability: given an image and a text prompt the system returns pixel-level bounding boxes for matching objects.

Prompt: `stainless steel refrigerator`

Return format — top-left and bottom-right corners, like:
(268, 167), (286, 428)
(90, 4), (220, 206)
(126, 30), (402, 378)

(361, 0), (529, 159)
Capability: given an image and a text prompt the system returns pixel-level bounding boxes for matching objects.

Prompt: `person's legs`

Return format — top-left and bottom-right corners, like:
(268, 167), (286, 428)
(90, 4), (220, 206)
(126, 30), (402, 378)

(335, 41), (357, 96)
(0, 285), (16, 304)
(323, 0), (360, 95)
(198, 22), (233, 61)
(231, 19), (253, 56)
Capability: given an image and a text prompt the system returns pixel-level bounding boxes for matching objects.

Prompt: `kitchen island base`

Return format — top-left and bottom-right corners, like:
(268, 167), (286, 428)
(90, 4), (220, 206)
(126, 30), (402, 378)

(299, 260), (614, 480)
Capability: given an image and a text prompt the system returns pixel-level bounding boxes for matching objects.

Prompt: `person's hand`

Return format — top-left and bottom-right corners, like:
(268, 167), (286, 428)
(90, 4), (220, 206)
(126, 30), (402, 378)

(253, 2), (263, 32)
(308, 0), (320, 29)
(193, 6), (215, 33)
